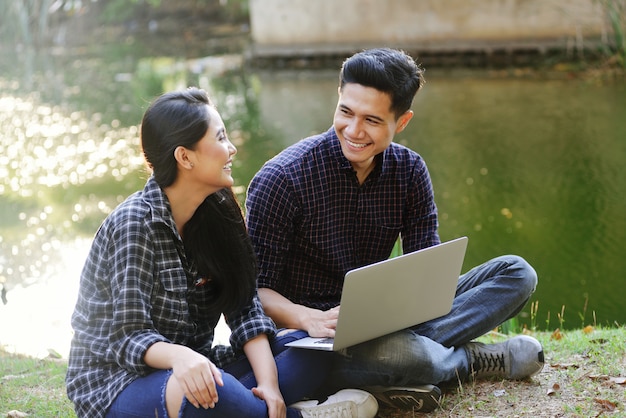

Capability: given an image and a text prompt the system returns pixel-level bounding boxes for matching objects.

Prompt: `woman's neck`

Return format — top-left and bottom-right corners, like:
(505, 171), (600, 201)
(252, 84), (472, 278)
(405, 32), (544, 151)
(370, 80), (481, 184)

(164, 182), (207, 236)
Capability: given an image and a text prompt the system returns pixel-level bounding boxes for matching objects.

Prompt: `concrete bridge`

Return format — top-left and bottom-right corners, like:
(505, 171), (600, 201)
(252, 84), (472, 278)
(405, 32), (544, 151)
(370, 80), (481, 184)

(247, 0), (609, 67)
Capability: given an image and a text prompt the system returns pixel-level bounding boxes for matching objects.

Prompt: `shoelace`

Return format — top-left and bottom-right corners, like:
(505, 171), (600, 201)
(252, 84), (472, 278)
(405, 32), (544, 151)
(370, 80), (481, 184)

(304, 404), (354, 418)
(471, 349), (506, 373)
(388, 394), (425, 409)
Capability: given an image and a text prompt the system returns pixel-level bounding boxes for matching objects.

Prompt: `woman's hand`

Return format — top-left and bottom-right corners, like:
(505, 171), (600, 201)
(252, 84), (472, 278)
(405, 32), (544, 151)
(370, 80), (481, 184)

(252, 384), (287, 418)
(170, 349), (224, 409)
(145, 342), (224, 410)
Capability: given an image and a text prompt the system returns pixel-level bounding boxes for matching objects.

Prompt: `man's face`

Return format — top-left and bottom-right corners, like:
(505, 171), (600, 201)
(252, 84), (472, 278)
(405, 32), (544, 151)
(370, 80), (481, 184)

(333, 83), (413, 179)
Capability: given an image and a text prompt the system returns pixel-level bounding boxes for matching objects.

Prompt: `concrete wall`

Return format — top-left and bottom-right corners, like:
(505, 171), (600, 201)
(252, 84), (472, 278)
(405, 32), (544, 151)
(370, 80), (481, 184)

(249, 0), (607, 55)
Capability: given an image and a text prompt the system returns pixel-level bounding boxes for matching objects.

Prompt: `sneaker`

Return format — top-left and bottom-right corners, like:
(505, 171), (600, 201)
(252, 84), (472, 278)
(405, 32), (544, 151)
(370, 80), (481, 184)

(364, 384), (441, 412)
(290, 389), (378, 418)
(465, 335), (545, 380)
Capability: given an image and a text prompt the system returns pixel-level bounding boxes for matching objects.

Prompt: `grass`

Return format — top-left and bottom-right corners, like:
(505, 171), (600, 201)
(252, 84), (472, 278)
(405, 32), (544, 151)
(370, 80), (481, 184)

(2, 327), (625, 417)
(0, 351), (74, 417)
(380, 326), (626, 417)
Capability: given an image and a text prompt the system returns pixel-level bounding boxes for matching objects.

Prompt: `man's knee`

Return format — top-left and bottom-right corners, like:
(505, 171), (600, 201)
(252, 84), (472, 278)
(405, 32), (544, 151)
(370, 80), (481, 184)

(509, 255), (538, 294)
(346, 332), (438, 375)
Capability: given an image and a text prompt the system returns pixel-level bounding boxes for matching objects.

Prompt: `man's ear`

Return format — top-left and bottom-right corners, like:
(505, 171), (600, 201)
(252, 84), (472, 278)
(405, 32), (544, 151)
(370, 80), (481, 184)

(396, 110), (414, 133)
(173, 146), (194, 170)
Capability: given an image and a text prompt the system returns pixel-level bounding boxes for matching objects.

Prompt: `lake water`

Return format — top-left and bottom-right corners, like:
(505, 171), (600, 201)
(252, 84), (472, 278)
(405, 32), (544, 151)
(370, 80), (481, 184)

(0, 45), (624, 358)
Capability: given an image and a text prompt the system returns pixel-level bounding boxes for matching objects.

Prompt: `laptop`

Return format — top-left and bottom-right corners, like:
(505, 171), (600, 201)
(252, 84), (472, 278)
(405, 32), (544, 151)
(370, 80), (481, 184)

(285, 236), (468, 351)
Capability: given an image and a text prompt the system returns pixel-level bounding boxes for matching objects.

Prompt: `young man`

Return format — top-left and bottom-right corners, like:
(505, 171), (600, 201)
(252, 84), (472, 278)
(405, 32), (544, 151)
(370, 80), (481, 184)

(245, 48), (544, 413)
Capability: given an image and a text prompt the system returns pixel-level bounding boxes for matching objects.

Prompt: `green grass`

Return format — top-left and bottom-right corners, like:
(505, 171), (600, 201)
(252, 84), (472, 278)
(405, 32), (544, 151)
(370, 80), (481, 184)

(0, 351), (74, 417)
(2, 326), (625, 417)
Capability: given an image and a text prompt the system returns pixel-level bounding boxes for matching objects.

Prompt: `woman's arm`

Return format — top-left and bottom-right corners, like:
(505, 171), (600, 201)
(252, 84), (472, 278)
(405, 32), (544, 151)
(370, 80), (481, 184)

(244, 334), (286, 418)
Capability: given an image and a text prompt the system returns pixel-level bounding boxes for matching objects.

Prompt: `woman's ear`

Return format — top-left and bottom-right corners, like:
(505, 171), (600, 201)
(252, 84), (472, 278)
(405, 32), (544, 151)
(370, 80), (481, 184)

(173, 146), (194, 170)
(396, 110), (414, 133)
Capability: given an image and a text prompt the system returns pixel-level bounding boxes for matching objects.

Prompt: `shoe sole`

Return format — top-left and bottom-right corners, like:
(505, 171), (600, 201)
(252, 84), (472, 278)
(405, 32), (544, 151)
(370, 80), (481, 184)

(368, 384), (442, 412)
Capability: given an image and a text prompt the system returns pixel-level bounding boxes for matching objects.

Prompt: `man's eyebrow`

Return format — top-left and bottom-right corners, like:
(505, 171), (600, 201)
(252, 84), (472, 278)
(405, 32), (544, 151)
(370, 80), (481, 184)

(338, 104), (385, 123)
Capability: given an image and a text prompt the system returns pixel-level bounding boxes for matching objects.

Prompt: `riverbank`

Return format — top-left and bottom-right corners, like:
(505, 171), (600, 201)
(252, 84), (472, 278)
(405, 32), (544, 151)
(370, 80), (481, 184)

(2, 327), (624, 417)
(4, 0), (623, 72)
(0, 240), (231, 360)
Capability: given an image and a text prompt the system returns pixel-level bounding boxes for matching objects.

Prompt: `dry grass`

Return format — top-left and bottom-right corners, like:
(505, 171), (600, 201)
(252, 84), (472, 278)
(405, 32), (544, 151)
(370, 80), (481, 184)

(377, 328), (626, 417)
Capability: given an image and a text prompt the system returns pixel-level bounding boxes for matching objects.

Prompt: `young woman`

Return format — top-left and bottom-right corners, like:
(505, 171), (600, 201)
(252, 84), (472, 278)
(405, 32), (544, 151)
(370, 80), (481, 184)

(66, 88), (378, 418)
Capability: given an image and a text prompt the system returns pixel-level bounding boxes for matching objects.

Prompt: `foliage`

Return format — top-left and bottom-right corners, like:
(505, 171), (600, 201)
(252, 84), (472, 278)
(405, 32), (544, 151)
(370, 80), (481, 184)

(597, 0), (626, 66)
(0, 0), (54, 46)
(0, 0), (251, 47)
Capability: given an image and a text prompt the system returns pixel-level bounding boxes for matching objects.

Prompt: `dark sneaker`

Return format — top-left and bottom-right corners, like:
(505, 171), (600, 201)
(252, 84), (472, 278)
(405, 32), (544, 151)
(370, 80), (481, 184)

(465, 335), (545, 380)
(364, 384), (442, 412)
(290, 389), (378, 418)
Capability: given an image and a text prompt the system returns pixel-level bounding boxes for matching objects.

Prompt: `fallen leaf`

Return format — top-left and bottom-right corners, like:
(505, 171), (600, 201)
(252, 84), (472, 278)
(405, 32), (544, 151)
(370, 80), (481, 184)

(547, 382), (561, 396)
(588, 375), (626, 385)
(7, 411), (29, 418)
(594, 398), (617, 412)
(550, 362), (579, 370)
(551, 328), (564, 340)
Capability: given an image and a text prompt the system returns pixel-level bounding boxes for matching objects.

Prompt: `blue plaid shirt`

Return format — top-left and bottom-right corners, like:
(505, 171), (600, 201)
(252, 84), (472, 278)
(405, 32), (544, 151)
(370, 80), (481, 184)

(246, 127), (440, 311)
(66, 176), (275, 418)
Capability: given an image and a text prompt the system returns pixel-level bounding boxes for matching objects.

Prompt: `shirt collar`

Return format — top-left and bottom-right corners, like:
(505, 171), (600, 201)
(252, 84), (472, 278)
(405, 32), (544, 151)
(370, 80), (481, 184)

(329, 126), (385, 179)
(142, 176), (177, 231)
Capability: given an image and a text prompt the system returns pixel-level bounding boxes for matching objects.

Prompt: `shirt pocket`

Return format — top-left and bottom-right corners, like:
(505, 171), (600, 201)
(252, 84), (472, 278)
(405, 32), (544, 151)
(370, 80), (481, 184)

(152, 267), (190, 339)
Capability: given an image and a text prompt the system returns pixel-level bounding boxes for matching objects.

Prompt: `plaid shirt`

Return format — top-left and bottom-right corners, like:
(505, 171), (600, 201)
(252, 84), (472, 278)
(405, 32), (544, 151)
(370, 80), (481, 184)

(66, 176), (275, 418)
(246, 127), (440, 311)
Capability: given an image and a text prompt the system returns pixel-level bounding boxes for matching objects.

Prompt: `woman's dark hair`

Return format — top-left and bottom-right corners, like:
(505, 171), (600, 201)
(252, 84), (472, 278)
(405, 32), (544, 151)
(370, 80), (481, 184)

(339, 48), (425, 118)
(183, 189), (257, 316)
(141, 88), (211, 188)
(141, 88), (256, 315)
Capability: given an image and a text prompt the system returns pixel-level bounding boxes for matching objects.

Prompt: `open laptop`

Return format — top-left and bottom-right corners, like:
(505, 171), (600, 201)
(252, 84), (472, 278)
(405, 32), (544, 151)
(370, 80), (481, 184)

(285, 236), (468, 351)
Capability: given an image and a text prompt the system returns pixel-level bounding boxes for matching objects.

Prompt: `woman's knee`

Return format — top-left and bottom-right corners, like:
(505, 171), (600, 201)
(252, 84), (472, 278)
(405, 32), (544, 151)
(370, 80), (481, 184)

(165, 374), (184, 418)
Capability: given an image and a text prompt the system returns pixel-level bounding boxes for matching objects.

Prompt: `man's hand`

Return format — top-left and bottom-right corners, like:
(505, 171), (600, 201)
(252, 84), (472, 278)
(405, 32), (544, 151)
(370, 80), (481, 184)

(258, 288), (341, 337)
(303, 305), (340, 337)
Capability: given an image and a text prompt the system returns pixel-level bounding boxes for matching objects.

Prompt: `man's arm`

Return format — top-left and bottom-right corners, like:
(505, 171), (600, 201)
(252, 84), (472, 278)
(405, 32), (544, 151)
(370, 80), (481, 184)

(258, 287), (339, 338)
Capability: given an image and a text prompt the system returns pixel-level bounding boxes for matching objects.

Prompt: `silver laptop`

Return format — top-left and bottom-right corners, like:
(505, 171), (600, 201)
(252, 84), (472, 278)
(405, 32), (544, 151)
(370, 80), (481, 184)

(285, 236), (468, 351)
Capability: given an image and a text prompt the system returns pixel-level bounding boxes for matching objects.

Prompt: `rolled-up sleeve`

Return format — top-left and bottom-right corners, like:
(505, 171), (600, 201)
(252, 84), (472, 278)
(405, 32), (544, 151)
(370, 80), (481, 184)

(225, 293), (276, 352)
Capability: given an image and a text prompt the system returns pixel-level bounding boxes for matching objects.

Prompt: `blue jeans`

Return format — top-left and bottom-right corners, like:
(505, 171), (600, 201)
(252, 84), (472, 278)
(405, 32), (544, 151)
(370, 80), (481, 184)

(328, 255), (537, 387)
(106, 330), (328, 418)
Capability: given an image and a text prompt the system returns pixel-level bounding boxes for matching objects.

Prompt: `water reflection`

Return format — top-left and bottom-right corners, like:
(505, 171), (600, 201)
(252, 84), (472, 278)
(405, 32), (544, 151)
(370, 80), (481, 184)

(0, 89), (146, 289)
(0, 46), (625, 355)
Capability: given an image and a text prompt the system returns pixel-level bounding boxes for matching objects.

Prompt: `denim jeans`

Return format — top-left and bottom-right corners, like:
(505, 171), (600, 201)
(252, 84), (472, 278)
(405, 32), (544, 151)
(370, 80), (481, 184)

(328, 255), (538, 387)
(106, 330), (328, 418)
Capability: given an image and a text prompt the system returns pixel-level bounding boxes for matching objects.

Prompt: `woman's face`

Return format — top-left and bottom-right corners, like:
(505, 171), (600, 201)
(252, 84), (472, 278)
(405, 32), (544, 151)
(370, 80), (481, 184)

(189, 105), (237, 192)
